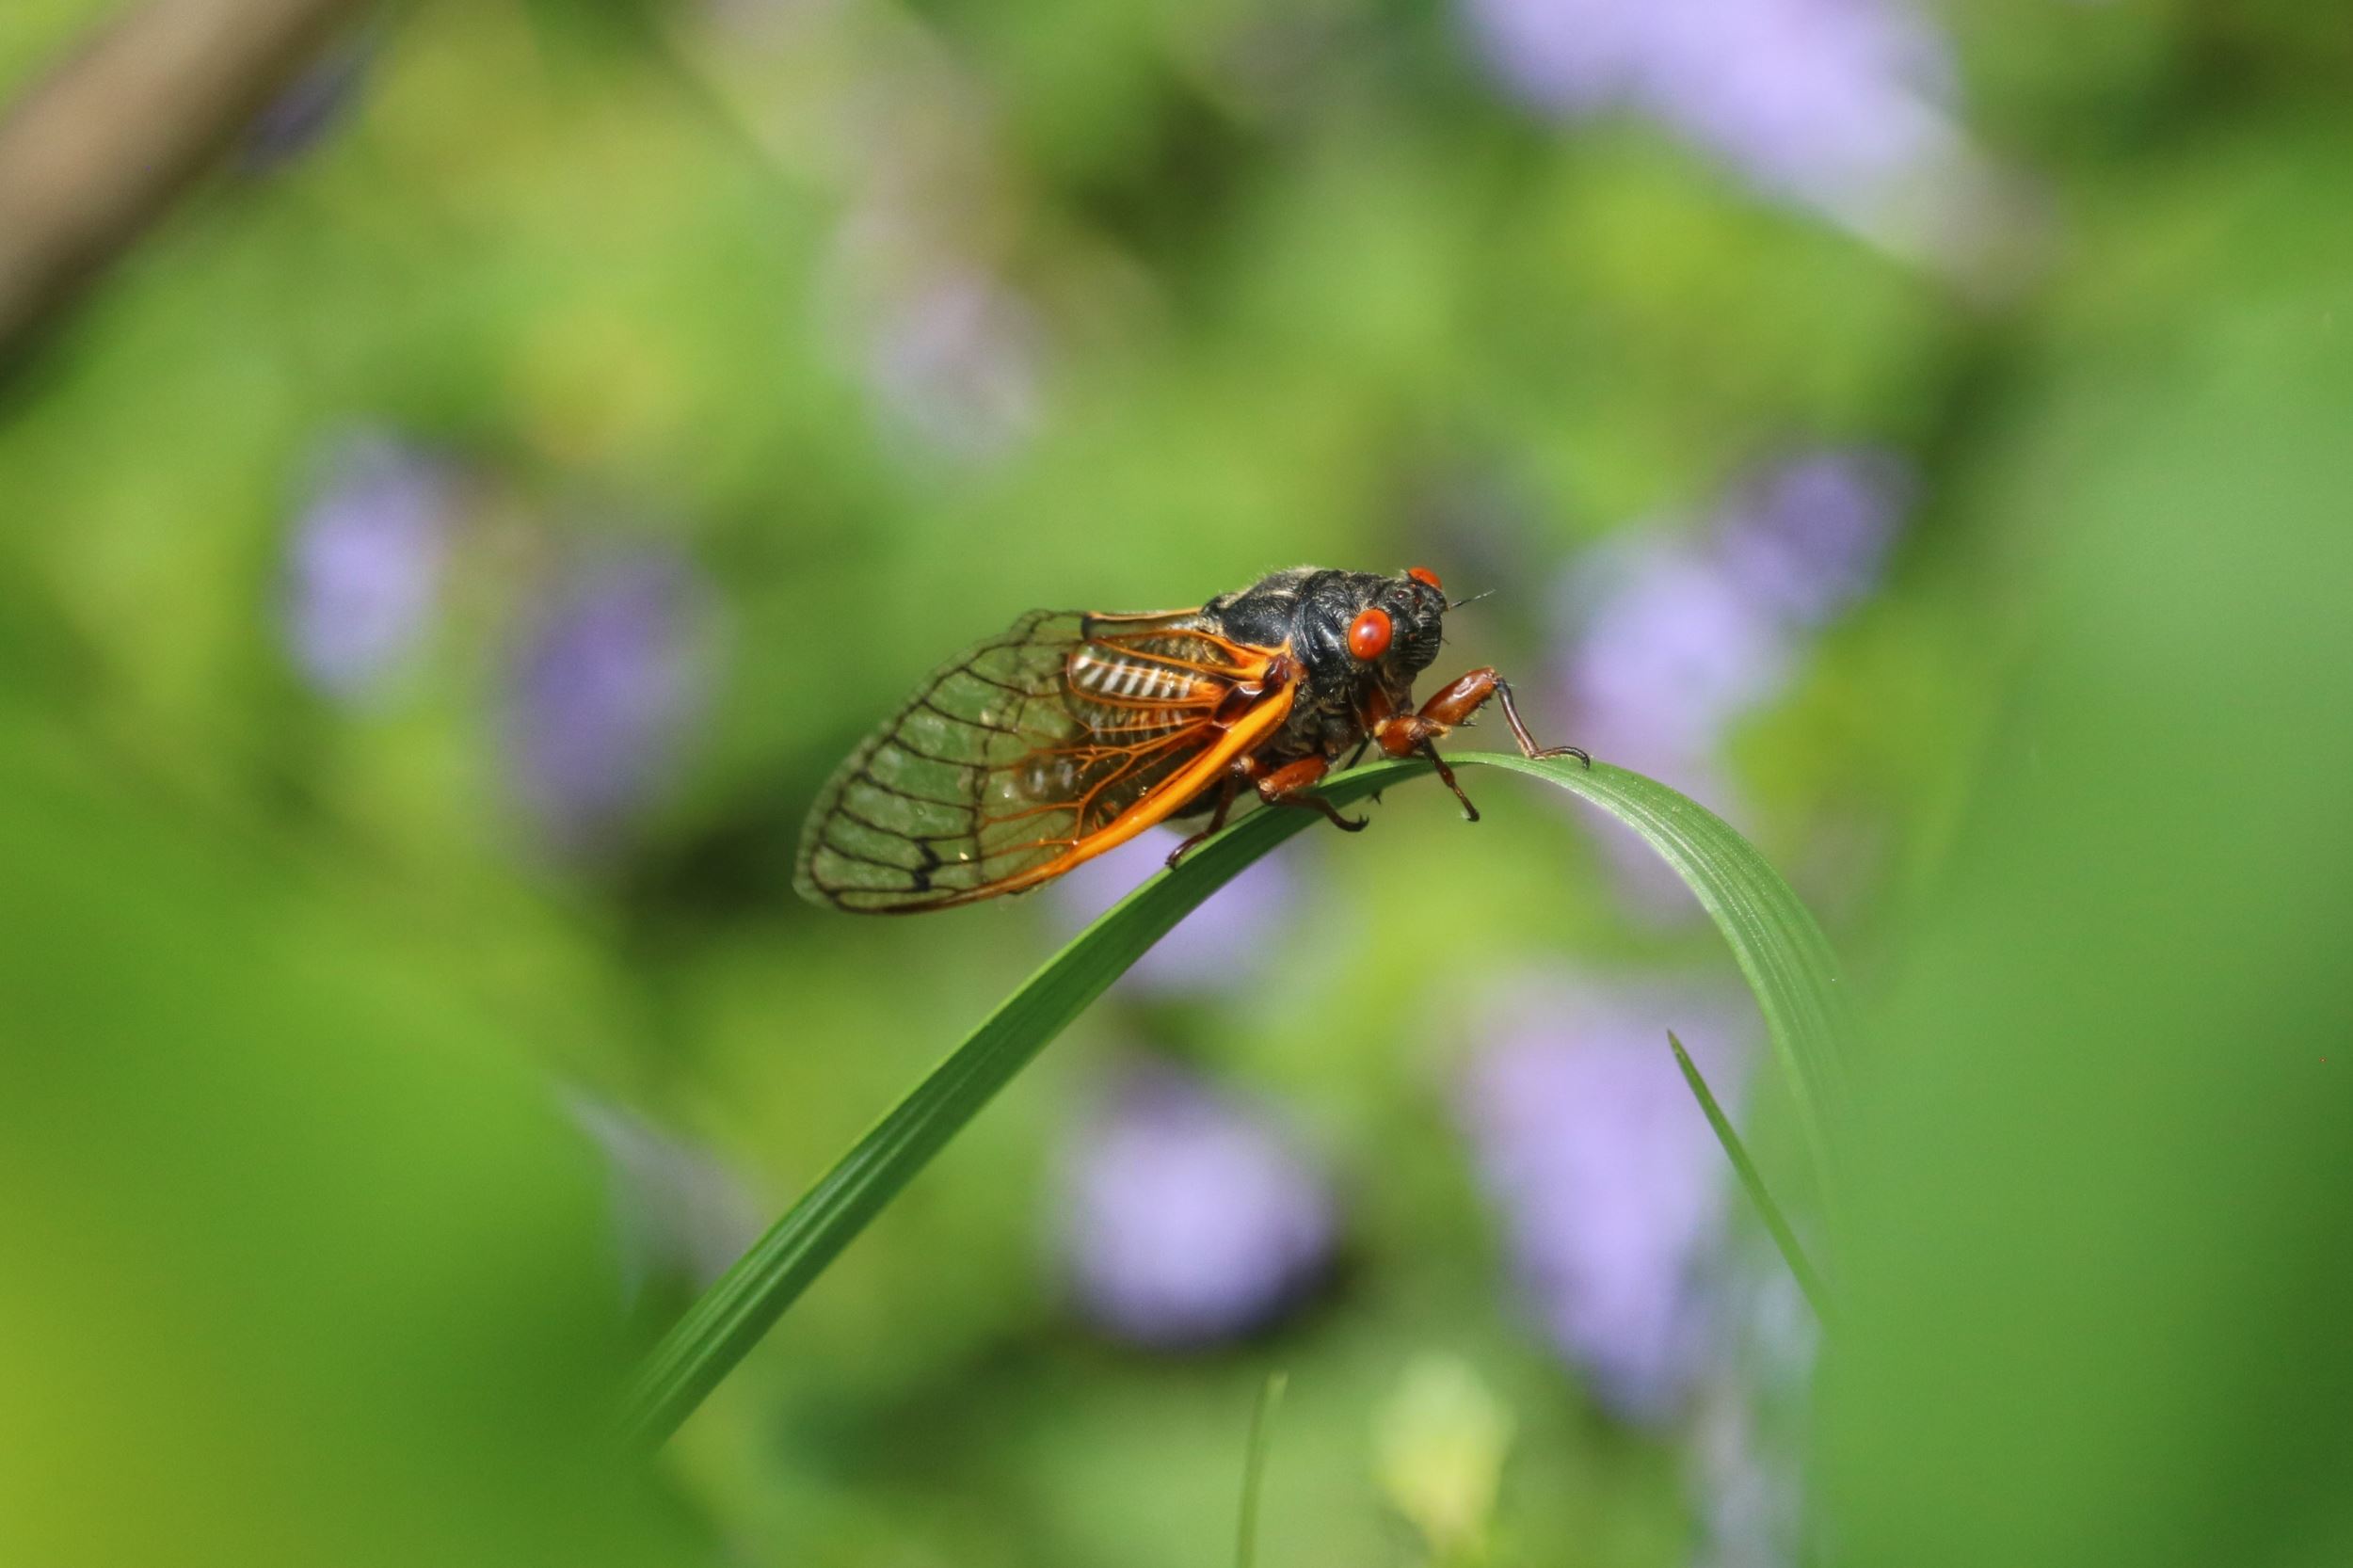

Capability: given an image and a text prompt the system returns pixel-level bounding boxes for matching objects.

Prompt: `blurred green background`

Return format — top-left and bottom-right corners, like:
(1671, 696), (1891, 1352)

(3, 0), (2348, 1564)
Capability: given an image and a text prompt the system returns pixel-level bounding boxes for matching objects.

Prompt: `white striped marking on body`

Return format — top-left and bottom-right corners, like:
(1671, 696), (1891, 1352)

(1072, 650), (1188, 702)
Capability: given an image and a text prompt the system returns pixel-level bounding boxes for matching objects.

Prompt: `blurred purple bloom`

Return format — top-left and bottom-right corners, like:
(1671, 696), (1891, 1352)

(862, 267), (1043, 463)
(1556, 536), (1785, 918)
(1566, 539), (1796, 778)
(807, 40), (1051, 463)
(280, 432), (452, 701)
(1049, 825), (1302, 998)
(1716, 451), (1908, 628)
(1552, 450), (1909, 919)
(239, 39), (371, 170)
(1463, 0), (1963, 230)
(1060, 1063), (1337, 1347)
(1456, 979), (1751, 1424)
(503, 551), (712, 850)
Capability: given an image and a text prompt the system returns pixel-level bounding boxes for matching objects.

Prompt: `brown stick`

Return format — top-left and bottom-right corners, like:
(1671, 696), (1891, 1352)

(0, 0), (366, 361)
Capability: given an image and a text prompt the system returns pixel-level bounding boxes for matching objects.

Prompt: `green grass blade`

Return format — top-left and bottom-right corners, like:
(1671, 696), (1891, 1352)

(615, 771), (1369, 1450)
(618, 756), (1857, 1449)
(1668, 1032), (1834, 1328)
(1236, 1371), (1288, 1568)
(1457, 752), (1856, 1194)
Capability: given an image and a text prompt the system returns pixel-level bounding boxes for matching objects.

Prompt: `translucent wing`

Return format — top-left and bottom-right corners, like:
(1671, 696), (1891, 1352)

(794, 608), (1297, 913)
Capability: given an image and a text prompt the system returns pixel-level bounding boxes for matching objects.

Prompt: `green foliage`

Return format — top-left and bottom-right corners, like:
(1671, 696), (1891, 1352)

(1818, 122), (2353, 1568)
(7, 0), (2352, 1562)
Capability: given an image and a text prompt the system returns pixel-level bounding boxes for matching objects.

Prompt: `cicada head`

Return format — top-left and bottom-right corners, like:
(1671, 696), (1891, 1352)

(1289, 565), (1449, 699)
(1383, 565), (1450, 678)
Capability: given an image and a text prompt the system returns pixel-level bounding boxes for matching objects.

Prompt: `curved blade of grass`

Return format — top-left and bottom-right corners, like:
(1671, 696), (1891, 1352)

(1236, 1371), (1288, 1568)
(618, 756), (1856, 1449)
(1669, 1032), (1834, 1328)
(1465, 751), (1857, 1191)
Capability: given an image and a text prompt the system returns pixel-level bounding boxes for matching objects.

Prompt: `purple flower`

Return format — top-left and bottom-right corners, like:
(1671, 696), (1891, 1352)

(1048, 825), (1304, 999)
(240, 38), (371, 171)
(863, 268), (1043, 462)
(1715, 451), (1907, 629)
(1059, 1063), (1337, 1347)
(280, 431), (452, 701)
(1561, 449), (1909, 776)
(1455, 978), (1752, 1424)
(1462, 0), (1966, 234)
(1556, 535), (1788, 918)
(803, 42), (1053, 464)
(1564, 537), (1797, 780)
(1550, 450), (1910, 919)
(502, 550), (712, 851)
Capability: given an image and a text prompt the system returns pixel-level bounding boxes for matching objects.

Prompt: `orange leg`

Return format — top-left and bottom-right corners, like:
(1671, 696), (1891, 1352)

(1163, 751), (1367, 870)
(1257, 753), (1368, 835)
(1371, 667), (1588, 823)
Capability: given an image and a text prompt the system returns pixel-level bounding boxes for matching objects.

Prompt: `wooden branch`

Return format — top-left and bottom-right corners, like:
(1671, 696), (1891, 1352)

(0, 0), (368, 360)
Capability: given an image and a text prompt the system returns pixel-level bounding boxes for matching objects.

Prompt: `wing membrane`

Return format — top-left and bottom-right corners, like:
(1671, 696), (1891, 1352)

(795, 609), (1295, 912)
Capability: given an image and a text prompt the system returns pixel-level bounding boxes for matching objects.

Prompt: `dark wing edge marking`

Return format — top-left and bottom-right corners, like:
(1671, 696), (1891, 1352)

(792, 608), (1079, 911)
(793, 606), (1294, 913)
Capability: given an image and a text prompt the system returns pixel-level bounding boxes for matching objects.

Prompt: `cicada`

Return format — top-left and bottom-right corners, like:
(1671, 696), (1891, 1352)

(793, 565), (1586, 912)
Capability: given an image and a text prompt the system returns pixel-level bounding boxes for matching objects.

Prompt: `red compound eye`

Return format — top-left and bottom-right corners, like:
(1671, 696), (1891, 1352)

(1407, 566), (1444, 591)
(1349, 607), (1393, 661)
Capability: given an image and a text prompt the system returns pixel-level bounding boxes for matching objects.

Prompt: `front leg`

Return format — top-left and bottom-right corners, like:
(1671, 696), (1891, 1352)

(1373, 668), (1588, 763)
(1369, 667), (1589, 822)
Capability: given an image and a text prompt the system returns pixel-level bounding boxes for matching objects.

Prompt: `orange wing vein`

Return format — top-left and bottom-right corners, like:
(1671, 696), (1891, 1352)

(793, 609), (1297, 913)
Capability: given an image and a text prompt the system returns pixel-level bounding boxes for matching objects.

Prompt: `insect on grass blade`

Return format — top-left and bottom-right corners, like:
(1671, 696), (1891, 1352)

(620, 757), (1857, 1448)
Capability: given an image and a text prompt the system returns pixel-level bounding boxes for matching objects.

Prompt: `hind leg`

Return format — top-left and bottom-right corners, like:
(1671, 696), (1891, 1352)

(1162, 770), (1245, 868)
